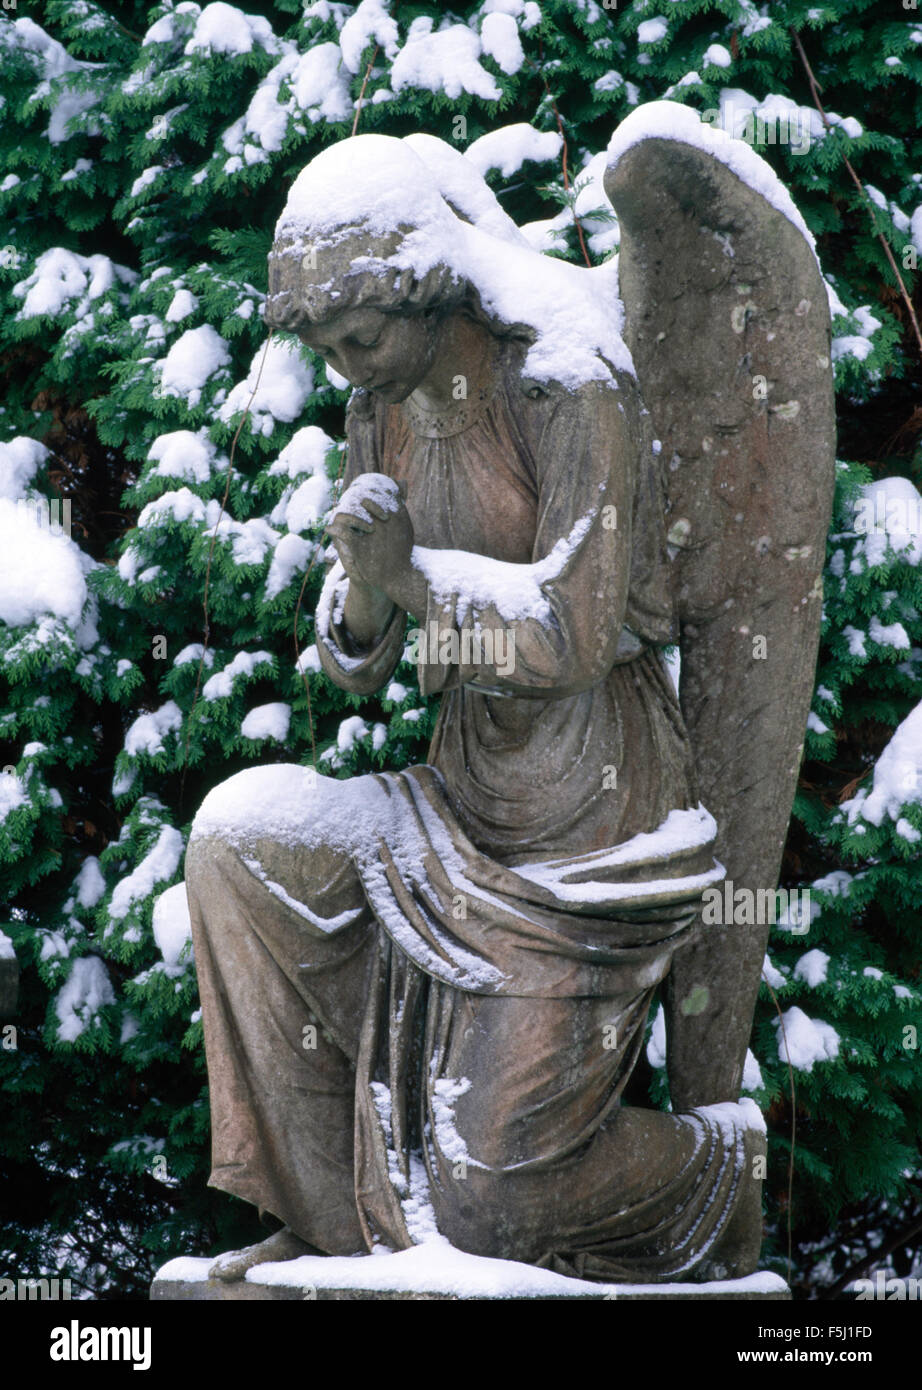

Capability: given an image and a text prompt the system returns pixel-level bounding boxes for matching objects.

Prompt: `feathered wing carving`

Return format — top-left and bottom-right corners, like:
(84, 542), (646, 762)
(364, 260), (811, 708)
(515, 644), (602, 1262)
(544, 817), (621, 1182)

(604, 105), (836, 1107)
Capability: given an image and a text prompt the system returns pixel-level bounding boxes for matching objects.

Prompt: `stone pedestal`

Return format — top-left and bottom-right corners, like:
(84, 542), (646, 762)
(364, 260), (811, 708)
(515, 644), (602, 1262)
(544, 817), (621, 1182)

(152, 1252), (790, 1302)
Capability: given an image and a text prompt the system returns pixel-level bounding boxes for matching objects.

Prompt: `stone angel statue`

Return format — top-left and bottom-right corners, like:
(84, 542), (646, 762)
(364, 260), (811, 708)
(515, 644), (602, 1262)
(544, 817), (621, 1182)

(183, 103), (834, 1287)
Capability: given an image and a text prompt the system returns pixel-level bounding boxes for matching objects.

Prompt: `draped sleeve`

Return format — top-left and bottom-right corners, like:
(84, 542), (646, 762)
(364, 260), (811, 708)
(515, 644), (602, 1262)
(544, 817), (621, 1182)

(414, 376), (656, 699)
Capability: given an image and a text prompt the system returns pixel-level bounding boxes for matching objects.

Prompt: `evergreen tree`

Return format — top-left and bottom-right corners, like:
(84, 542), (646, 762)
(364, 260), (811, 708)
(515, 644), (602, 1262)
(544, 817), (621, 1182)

(0, 0), (919, 1297)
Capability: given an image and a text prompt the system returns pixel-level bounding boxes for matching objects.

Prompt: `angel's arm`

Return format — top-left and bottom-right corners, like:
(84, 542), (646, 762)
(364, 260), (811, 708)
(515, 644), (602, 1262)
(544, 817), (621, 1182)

(377, 379), (639, 699)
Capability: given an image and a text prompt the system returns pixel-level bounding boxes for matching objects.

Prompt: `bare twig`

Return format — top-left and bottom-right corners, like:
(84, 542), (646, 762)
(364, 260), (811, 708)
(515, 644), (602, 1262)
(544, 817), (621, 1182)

(180, 332), (275, 804)
(351, 46), (380, 138)
(541, 77), (592, 269)
(790, 27), (922, 362)
(533, 43), (591, 268)
(763, 971), (797, 1287)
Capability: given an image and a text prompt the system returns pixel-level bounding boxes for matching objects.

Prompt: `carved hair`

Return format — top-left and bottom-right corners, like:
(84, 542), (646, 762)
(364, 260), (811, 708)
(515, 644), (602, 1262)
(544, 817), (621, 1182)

(264, 222), (534, 348)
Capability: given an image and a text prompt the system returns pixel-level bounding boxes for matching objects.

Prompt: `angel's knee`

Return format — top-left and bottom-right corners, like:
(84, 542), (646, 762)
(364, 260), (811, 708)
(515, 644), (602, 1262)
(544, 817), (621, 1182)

(190, 763), (331, 849)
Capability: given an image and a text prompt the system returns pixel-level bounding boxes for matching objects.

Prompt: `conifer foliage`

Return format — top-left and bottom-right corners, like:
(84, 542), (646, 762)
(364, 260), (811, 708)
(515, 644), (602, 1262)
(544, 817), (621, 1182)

(1, 0), (920, 1296)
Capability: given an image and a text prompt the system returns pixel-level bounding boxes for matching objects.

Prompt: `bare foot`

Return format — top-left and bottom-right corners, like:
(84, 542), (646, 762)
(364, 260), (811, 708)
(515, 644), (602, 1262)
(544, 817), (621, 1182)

(209, 1226), (322, 1282)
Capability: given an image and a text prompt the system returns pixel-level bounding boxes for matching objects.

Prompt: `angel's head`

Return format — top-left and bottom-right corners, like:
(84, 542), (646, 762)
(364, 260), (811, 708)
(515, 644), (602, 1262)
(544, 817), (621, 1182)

(266, 232), (465, 403)
(265, 135), (468, 401)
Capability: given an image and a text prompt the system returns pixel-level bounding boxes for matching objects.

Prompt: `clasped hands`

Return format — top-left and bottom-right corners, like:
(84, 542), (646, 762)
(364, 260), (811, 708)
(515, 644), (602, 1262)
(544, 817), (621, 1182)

(327, 473), (414, 588)
(326, 473), (421, 643)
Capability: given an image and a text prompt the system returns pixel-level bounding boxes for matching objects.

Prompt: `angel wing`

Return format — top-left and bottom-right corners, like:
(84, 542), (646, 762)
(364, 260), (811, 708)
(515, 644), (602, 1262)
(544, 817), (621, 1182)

(604, 103), (836, 1107)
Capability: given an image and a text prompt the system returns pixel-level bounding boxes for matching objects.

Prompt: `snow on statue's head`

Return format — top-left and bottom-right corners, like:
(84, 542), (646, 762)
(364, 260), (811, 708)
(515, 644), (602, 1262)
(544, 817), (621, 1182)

(266, 132), (631, 394)
(265, 134), (466, 335)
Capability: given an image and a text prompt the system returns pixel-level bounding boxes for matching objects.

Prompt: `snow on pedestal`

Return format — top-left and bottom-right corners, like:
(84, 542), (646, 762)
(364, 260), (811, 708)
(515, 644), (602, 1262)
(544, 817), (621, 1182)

(152, 1248), (789, 1302)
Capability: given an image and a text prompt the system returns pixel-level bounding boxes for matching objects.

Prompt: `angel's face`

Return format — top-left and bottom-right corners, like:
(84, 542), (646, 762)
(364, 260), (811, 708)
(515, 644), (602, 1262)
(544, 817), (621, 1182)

(299, 306), (438, 404)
